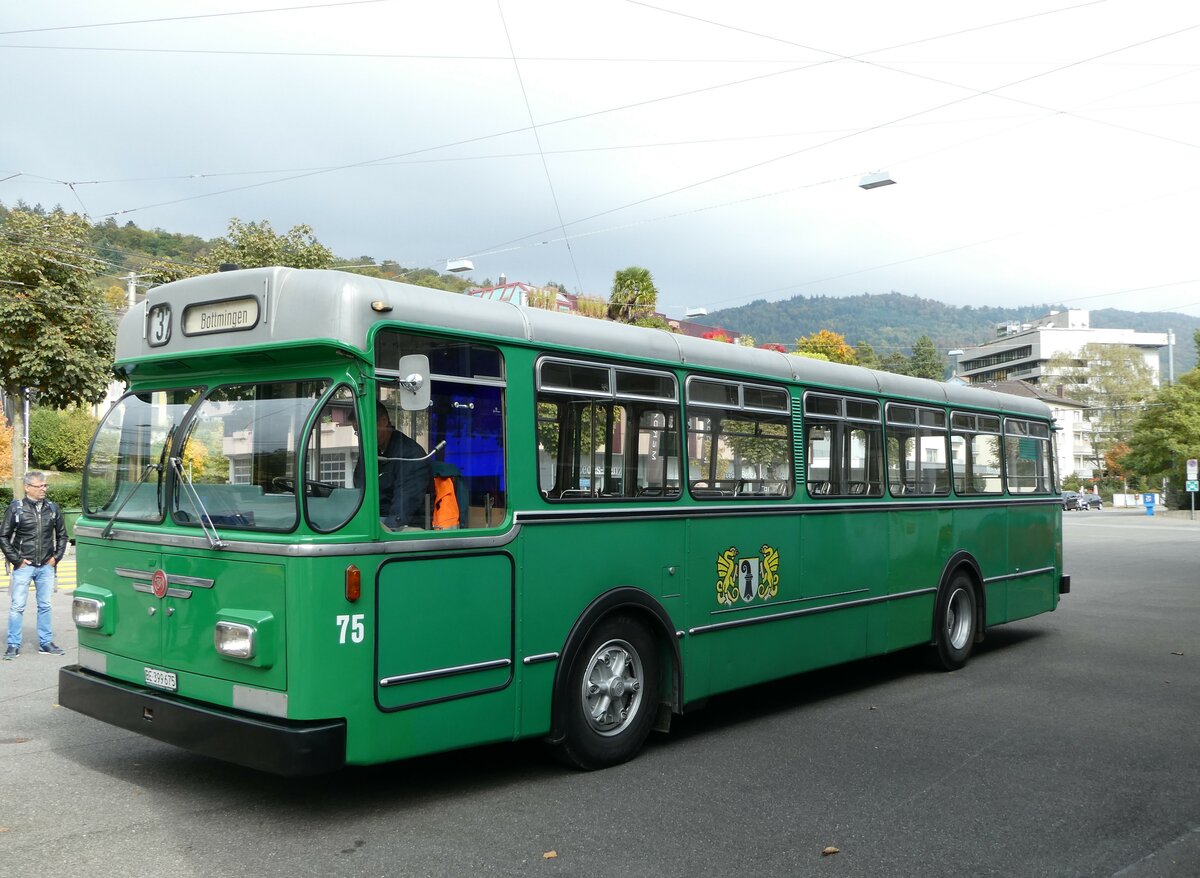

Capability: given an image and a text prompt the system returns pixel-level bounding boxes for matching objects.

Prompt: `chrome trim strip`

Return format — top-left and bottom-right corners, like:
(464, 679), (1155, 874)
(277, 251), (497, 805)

(983, 566), (1055, 584)
(379, 658), (512, 688)
(79, 523), (520, 557)
(165, 587), (192, 599)
(132, 582), (153, 595)
(688, 586), (937, 636)
(522, 652), (560, 666)
(707, 588), (869, 616)
(168, 573), (214, 589)
(515, 496), (1061, 524)
(116, 567), (152, 581)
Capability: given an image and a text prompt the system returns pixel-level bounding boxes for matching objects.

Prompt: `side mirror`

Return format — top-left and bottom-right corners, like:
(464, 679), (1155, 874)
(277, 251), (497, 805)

(396, 354), (431, 411)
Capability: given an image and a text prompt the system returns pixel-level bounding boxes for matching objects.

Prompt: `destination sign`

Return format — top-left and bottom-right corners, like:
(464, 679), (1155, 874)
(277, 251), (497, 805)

(182, 296), (260, 336)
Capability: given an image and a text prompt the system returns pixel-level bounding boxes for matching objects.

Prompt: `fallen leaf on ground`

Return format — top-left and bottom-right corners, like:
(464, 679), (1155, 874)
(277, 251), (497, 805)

(543, 850), (558, 860)
(822, 846), (840, 856)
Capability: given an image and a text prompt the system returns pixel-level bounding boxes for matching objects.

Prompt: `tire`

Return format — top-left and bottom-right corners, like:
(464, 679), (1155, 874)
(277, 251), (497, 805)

(554, 614), (661, 770)
(929, 572), (978, 671)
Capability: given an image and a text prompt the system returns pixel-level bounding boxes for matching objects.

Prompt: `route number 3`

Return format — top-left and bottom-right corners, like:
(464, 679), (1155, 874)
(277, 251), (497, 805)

(336, 614), (365, 644)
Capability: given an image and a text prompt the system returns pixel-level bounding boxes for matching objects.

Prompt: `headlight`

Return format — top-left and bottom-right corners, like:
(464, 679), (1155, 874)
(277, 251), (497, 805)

(73, 597), (104, 629)
(214, 621), (256, 659)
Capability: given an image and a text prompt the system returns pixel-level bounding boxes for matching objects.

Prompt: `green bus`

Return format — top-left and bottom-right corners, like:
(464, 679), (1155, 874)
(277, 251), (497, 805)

(60, 267), (1069, 775)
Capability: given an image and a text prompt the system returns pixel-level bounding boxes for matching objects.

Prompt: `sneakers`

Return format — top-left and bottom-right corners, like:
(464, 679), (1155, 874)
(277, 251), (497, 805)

(38, 642), (65, 656)
(3, 645), (17, 660)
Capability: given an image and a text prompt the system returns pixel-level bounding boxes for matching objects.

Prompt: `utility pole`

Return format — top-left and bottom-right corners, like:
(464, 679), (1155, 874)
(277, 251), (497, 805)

(1167, 329), (1175, 385)
(127, 271), (138, 309)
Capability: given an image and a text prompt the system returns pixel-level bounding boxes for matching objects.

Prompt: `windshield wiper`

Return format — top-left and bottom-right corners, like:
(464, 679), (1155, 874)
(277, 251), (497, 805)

(170, 456), (226, 549)
(100, 462), (163, 540)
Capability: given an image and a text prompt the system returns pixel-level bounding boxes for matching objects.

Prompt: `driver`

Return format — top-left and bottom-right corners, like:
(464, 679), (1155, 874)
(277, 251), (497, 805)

(376, 402), (431, 529)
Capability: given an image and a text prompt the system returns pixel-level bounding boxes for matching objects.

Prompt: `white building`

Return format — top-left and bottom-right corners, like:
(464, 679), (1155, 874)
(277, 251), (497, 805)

(969, 380), (1093, 482)
(956, 310), (1168, 387)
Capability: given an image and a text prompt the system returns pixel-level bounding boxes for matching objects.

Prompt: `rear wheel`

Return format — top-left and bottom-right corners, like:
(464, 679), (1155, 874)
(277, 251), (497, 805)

(555, 614), (660, 770)
(929, 572), (977, 671)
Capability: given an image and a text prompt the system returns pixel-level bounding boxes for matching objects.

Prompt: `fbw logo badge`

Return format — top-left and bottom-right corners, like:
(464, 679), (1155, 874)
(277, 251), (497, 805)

(715, 545), (780, 607)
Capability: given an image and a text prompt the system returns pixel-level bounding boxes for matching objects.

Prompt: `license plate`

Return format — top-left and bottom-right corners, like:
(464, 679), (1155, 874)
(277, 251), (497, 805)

(144, 667), (177, 692)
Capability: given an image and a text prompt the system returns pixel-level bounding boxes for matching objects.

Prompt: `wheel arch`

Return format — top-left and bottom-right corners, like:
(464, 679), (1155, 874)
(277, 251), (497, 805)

(545, 586), (682, 746)
(933, 551), (986, 645)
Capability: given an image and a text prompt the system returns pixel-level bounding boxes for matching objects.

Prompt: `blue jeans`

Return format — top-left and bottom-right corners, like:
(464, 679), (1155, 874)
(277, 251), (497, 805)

(7, 562), (56, 648)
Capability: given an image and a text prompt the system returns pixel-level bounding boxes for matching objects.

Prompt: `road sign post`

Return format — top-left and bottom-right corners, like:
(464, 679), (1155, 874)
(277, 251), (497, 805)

(1188, 460), (1198, 520)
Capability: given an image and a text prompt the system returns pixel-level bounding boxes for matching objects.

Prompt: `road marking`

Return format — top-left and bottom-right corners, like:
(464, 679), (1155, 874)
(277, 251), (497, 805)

(0, 557), (76, 592)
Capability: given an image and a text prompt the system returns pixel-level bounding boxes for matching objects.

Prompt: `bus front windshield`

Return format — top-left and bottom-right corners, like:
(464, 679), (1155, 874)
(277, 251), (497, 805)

(84, 387), (203, 522)
(171, 380), (330, 532)
(84, 381), (353, 533)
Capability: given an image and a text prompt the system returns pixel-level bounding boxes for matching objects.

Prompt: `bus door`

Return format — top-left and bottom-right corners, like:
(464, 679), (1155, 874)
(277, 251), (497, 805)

(374, 553), (517, 742)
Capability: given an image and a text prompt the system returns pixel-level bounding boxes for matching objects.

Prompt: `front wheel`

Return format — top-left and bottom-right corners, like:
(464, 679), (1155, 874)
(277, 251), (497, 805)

(554, 614), (661, 770)
(929, 572), (978, 671)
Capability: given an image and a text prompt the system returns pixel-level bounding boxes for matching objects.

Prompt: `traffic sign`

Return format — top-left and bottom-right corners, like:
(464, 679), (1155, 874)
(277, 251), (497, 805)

(1188, 458), (1198, 480)
(1187, 480), (1199, 493)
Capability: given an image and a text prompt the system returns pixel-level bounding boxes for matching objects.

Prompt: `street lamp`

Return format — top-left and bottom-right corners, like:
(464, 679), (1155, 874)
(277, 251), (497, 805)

(859, 171), (896, 190)
(445, 259), (474, 273)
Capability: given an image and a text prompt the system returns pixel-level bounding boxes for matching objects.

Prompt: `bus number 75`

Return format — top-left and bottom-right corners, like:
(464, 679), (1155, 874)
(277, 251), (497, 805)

(336, 614), (365, 644)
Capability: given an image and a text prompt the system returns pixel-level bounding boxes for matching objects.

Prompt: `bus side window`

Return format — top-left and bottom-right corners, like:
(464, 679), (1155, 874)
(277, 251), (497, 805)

(536, 358), (680, 502)
(303, 386), (363, 532)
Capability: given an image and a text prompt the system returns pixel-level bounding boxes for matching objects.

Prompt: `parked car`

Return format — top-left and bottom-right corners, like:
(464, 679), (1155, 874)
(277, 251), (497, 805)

(1082, 493), (1103, 510)
(1061, 490), (1081, 511)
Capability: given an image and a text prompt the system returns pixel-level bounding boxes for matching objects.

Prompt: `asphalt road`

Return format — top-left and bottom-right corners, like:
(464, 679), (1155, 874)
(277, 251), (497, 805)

(1, 510), (1197, 877)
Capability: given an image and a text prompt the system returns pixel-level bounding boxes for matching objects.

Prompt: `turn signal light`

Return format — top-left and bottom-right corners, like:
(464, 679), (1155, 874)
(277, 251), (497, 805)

(345, 565), (361, 602)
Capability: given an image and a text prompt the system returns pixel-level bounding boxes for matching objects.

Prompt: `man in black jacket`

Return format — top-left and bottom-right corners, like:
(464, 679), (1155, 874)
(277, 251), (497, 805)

(2, 471), (68, 659)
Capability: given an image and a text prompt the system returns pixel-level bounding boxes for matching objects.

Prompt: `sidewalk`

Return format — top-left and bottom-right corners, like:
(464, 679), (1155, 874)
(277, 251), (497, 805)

(0, 543), (77, 592)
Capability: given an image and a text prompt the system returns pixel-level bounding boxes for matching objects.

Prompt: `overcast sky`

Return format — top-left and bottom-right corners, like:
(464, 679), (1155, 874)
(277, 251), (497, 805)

(4, 0), (1198, 324)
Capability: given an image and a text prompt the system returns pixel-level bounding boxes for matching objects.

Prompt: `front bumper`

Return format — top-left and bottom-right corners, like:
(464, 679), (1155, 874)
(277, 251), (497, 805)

(59, 665), (346, 776)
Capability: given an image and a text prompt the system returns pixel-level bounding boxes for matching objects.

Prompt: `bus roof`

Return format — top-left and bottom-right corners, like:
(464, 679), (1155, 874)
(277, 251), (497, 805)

(120, 267), (1052, 419)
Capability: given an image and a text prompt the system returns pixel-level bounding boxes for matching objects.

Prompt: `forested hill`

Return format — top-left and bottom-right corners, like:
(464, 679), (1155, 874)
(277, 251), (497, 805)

(698, 292), (1199, 375)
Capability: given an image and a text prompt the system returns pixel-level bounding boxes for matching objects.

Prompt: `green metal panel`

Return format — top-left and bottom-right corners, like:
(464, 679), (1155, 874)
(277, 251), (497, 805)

(75, 541), (163, 666)
(160, 551), (287, 690)
(376, 553), (515, 711)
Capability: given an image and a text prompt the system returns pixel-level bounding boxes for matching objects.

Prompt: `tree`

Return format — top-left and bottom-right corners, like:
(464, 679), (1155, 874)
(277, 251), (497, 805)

(144, 217), (335, 285)
(0, 208), (115, 491)
(908, 336), (947, 380)
(609, 266), (658, 324)
(855, 341), (880, 370)
(877, 351), (912, 374)
(29, 406), (99, 471)
(0, 412), (11, 482)
(1046, 343), (1155, 472)
(1124, 369), (1200, 508)
(795, 329), (857, 364)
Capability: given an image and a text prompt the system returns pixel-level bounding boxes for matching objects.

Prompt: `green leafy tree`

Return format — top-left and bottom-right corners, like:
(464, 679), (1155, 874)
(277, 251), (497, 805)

(609, 266), (658, 324)
(144, 217), (334, 285)
(1124, 369), (1200, 508)
(908, 335), (947, 380)
(878, 351), (912, 374)
(0, 208), (115, 490)
(1047, 343), (1156, 472)
(29, 406), (99, 471)
(855, 341), (880, 370)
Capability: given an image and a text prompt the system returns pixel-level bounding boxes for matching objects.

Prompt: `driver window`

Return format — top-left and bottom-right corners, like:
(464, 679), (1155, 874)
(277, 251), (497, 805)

(304, 385), (364, 532)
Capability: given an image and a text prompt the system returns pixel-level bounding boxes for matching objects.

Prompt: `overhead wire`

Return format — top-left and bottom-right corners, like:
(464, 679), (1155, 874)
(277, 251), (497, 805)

(494, 0), (584, 295)
(0, 0), (395, 37)
(463, 12), (1200, 262)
